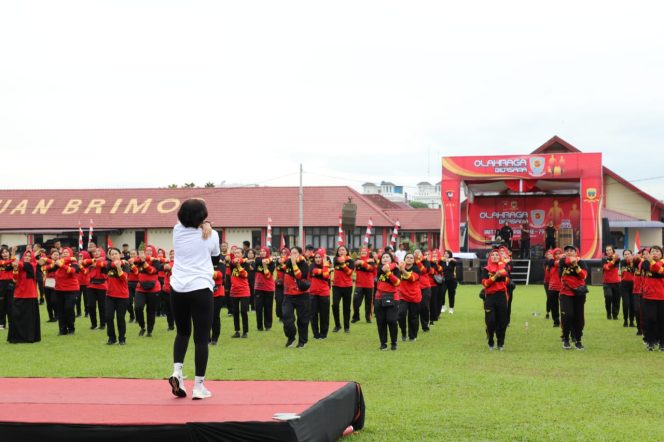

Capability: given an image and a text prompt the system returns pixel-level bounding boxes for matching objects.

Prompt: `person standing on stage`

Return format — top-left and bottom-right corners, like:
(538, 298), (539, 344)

(229, 248), (251, 338)
(168, 199), (220, 400)
(481, 248), (509, 351)
(602, 245), (621, 320)
(254, 247), (275, 331)
(352, 247), (375, 324)
(620, 249), (636, 328)
(374, 252), (401, 351)
(545, 221), (557, 251)
(0, 246), (15, 330)
(282, 246), (310, 348)
(332, 246), (354, 333)
(104, 248), (130, 345)
(641, 245), (664, 351)
(520, 222), (531, 259)
(559, 245), (588, 350)
(309, 248), (331, 339)
(397, 253), (421, 342)
(440, 250), (458, 315)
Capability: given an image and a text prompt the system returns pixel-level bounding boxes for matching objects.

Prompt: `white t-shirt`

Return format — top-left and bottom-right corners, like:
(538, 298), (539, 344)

(170, 223), (221, 293)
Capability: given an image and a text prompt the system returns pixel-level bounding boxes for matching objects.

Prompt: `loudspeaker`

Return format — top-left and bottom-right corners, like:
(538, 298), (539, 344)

(601, 217), (610, 250)
(463, 270), (479, 284)
(341, 200), (357, 232)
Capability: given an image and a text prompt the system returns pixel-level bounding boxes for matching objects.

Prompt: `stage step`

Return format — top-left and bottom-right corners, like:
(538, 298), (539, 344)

(510, 259), (531, 285)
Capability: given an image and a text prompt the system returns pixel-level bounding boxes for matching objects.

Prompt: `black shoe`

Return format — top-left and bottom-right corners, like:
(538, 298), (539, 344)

(285, 337), (296, 348)
(90, 325), (97, 330)
(422, 328), (430, 333)
(623, 321), (628, 327)
(99, 324), (106, 330)
(265, 327), (271, 331)
(76, 313), (81, 318)
(69, 330), (75, 335)
(607, 314), (611, 320)
(562, 340), (571, 350)
(146, 332), (152, 337)
(241, 333), (248, 338)
(409, 337), (417, 342)
(637, 331), (643, 336)
(351, 318), (360, 324)
(629, 322), (635, 327)
(129, 318), (135, 323)
(58, 331), (68, 336)
(379, 344), (388, 351)
(553, 322), (560, 327)
(647, 344), (655, 352)
(257, 327), (264, 331)
(210, 340), (218, 346)
(107, 339), (117, 345)
(296, 342), (306, 349)
(612, 316), (618, 320)
(168, 325), (175, 331)
(574, 341), (585, 350)
(545, 313), (550, 319)
(47, 318), (57, 323)
(119, 340), (126, 345)
(344, 328), (350, 333)
(366, 319), (372, 324)
(332, 326), (341, 333)
(401, 335), (407, 342)
(390, 343), (397, 351)
(231, 331), (240, 338)
(139, 329), (145, 336)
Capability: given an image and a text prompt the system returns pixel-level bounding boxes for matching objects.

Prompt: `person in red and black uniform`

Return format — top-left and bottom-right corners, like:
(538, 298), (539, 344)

(620, 249), (636, 328)
(230, 248), (251, 338)
(104, 247), (130, 345)
(559, 245), (588, 350)
(275, 247), (290, 322)
(162, 250), (175, 331)
(254, 247), (276, 331)
(374, 252), (401, 350)
(127, 249), (139, 323)
(632, 249), (647, 337)
(42, 247), (80, 335)
(80, 248), (108, 330)
(210, 260), (226, 345)
(282, 246), (310, 348)
(481, 248), (509, 350)
(641, 245), (664, 351)
(543, 249), (553, 319)
(414, 250), (432, 333)
(0, 246), (15, 330)
(499, 247), (515, 327)
(76, 251), (90, 318)
(397, 253), (421, 342)
(8, 246), (40, 343)
(41, 249), (59, 322)
(440, 250), (458, 315)
(132, 245), (162, 337)
(602, 245), (621, 320)
(246, 249), (257, 310)
(546, 248), (563, 327)
(309, 248), (331, 339)
(332, 246), (354, 333)
(429, 250), (443, 324)
(352, 247), (375, 324)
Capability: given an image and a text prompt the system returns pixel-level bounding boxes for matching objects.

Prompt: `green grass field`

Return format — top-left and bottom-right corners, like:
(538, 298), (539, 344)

(2, 285), (664, 441)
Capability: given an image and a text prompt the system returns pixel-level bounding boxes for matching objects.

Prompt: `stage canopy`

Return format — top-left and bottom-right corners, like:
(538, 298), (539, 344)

(441, 153), (603, 259)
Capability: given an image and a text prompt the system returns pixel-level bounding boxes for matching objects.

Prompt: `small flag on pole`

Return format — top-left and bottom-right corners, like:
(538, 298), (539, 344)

(634, 230), (641, 252)
(107, 237), (114, 249)
(88, 219), (94, 247)
(337, 215), (345, 247)
(280, 233), (286, 250)
(267, 218), (273, 248)
(363, 217), (373, 246)
(390, 220), (400, 247)
(78, 221), (84, 251)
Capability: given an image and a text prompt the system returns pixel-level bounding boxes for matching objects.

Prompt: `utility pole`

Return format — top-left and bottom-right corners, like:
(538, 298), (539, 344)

(299, 163), (304, 247)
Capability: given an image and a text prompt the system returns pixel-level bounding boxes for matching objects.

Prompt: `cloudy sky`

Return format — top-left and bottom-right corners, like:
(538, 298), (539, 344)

(1, 1), (663, 200)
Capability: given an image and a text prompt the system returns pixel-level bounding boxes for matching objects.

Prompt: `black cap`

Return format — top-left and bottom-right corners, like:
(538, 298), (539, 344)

(563, 245), (576, 252)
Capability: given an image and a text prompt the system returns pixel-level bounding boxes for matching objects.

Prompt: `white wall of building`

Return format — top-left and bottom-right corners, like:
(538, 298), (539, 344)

(146, 229), (174, 251)
(225, 228), (254, 248)
(109, 230), (138, 250)
(0, 233), (29, 246)
(605, 176), (651, 220)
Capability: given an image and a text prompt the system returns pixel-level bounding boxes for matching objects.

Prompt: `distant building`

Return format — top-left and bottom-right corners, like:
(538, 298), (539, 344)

(361, 181), (406, 203)
(411, 181), (442, 208)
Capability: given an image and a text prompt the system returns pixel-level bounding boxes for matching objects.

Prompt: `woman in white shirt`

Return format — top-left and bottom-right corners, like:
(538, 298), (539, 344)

(168, 199), (220, 400)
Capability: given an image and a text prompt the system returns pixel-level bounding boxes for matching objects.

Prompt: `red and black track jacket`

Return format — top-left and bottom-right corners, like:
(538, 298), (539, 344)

(559, 257), (588, 297)
(398, 265), (421, 303)
(642, 259), (664, 301)
(602, 254), (621, 284)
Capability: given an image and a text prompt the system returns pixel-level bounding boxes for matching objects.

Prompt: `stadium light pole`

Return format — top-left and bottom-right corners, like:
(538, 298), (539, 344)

(299, 163), (304, 247)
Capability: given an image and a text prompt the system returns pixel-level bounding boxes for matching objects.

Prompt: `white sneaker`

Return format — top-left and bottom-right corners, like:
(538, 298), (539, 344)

(441, 306), (447, 313)
(169, 373), (187, 398)
(449, 308), (454, 315)
(192, 384), (212, 400)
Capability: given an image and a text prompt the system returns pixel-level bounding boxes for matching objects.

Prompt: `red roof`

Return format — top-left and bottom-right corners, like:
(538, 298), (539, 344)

(0, 186), (398, 230)
(384, 209), (441, 231)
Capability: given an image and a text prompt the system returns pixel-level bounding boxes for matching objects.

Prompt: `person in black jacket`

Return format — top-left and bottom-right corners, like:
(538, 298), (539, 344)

(440, 250), (458, 315)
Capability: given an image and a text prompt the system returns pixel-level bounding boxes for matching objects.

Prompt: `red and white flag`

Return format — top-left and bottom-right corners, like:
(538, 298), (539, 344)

(78, 221), (84, 251)
(337, 215), (345, 247)
(107, 236), (114, 249)
(279, 233), (286, 250)
(88, 219), (94, 247)
(267, 217), (273, 248)
(390, 220), (400, 247)
(634, 230), (641, 252)
(363, 217), (373, 246)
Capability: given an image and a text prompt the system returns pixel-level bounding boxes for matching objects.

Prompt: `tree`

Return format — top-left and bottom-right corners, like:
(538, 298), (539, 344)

(204, 182), (215, 188)
(409, 201), (429, 209)
(183, 183), (196, 188)
(167, 184), (178, 189)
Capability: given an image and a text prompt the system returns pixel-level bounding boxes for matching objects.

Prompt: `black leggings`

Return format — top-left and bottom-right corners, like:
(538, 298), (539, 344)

(0, 280), (13, 327)
(546, 289), (560, 325)
(55, 291), (77, 334)
(44, 286), (57, 320)
(310, 295), (330, 338)
(603, 283), (621, 319)
(620, 281), (634, 324)
(560, 294), (586, 342)
(352, 287), (373, 321)
(231, 297), (250, 333)
(105, 297), (128, 342)
(484, 293), (507, 347)
(398, 300), (420, 339)
(419, 288), (431, 331)
(210, 296), (224, 341)
(87, 287), (107, 328)
(374, 299), (398, 346)
(642, 298), (664, 346)
(332, 286), (352, 330)
(441, 279), (458, 309)
(254, 289), (274, 330)
(135, 292), (159, 333)
(171, 288), (213, 377)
